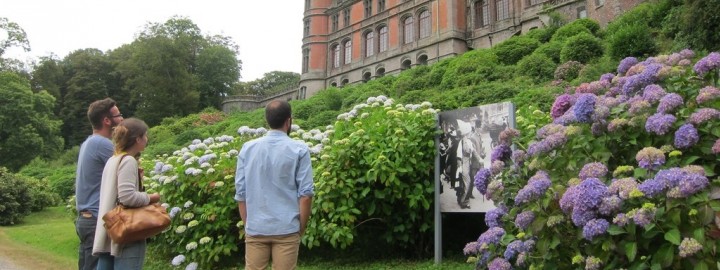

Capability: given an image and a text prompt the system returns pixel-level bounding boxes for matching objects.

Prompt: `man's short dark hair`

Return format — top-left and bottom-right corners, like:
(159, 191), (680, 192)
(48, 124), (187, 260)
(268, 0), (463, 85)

(87, 98), (117, 130)
(265, 100), (291, 129)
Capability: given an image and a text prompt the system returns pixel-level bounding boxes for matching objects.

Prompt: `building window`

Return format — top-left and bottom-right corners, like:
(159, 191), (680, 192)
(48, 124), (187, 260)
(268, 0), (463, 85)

(403, 16), (414, 44)
(344, 39), (352, 65)
(475, 1), (490, 28)
(341, 78), (349, 86)
(364, 0), (372, 18)
(577, 6), (587, 19)
(331, 81), (337, 87)
(595, 0), (605, 6)
(303, 19), (310, 37)
(496, 0), (509, 20)
(379, 26), (388, 52)
(363, 72), (371, 82)
(401, 59), (411, 70)
(527, 0), (543, 5)
(298, 86), (307, 99)
(378, 0), (386, 12)
(419, 10), (431, 38)
(365, 31), (375, 57)
(332, 14), (339, 32)
(332, 44), (341, 68)
(376, 67), (385, 77)
(302, 48), (310, 73)
(418, 55), (428, 65)
(344, 8), (351, 27)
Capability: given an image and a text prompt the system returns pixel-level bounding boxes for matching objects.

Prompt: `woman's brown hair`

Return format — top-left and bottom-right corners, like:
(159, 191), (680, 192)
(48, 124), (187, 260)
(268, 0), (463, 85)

(112, 118), (148, 155)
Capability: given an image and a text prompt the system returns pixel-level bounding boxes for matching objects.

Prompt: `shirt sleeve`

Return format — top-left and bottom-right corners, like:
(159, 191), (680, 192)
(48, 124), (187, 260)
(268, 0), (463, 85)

(98, 139), (114, 164)
(117, 157), (150, 207)
(234, 147), (247, 202)
(296, 147), (315, 198)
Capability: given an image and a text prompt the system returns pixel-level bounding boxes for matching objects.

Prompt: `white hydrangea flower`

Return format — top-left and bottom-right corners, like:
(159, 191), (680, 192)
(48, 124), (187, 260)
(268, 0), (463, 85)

(183, 213), (195, 220)
(366, 97), (377, 104)
(184, 201), (194, 208)
(215, 181), (225, 187)
(206, 168), (215, 174)
(185, 262), (198, 270)
(188, 220), (199, 227)
(200, 162), (211, 168)
(199, 237), (212, 244)
(171, 255), (186, 266)
(161, 203), (170, 209)
(377, 95), (388, 102)
(175, 225), (187, 234)
(186, 242), (198, 251)
(191, 139), (201, 145)
(291, 124), (300, 131)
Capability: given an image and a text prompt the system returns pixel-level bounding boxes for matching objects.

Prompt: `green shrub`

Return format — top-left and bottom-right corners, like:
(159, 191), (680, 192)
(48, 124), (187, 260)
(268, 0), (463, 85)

(607, 24), (658, 60)
(559, 33), (604, 64)
(554, 61), (585, 81)
(19, 175), (61, 211)
(551, 23), (592, 43)
(511, 86), (563, 112)
(517, 53), (557, 83)
(46, 166), (76, 200)
(440, 49), (502, 89)
(393, 65), (431, 96)
(304, 110), (340, 129)
(0, 167), (32, 225)
(492, 36), (541, 65)
(575, 56), (619, 84)
(174, 129), (204, 146)
(568, 18), (601, 36)
(526, 27), (557, 43)
(534, 41), (563, 63)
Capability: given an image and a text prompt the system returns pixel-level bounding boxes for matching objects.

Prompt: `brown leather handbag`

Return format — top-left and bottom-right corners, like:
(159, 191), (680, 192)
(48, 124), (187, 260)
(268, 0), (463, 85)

(102, 155), (171, 244)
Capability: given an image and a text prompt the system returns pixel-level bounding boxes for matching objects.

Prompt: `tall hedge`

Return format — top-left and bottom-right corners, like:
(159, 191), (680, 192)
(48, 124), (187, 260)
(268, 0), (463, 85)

(0, 167), (32, 225)
(560, 33), (605, 64)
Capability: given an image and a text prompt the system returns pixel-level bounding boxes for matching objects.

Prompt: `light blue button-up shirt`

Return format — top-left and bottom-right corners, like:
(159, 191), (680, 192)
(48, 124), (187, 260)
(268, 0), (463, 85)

(235, 130), (315, 236)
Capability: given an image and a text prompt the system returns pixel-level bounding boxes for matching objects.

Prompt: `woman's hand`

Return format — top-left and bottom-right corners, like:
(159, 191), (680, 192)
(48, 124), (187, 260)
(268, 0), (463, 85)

(149, 193), (161, 204)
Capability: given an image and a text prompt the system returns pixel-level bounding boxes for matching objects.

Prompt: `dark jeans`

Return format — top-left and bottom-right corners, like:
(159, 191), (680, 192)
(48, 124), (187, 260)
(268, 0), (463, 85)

(76, 214), (99, 270)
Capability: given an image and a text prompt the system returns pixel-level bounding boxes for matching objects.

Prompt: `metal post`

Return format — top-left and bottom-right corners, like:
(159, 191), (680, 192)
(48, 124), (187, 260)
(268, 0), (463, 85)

(434, 115), (442, 264)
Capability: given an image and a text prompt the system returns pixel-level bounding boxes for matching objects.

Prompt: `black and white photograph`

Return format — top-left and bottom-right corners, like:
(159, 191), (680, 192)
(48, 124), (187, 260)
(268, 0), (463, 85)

(437, 102), (514, 213)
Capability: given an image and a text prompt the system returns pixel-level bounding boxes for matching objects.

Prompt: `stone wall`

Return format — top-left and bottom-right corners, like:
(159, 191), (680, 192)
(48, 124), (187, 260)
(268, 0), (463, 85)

(221, 88), (299, 113)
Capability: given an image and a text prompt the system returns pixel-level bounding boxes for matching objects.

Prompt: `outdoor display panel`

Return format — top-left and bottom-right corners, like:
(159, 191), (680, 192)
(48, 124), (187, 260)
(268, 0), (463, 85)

(436, 102), (515, 213)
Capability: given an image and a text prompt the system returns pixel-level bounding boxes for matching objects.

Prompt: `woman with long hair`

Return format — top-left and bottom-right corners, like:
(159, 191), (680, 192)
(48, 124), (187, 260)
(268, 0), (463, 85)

(92, 118), (161, 269)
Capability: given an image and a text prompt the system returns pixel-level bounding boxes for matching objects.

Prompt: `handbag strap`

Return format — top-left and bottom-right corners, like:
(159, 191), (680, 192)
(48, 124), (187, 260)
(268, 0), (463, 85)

(114, 154), (144, 206)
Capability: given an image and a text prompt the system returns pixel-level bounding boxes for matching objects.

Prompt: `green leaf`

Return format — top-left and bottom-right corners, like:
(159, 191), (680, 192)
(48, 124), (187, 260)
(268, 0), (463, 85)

(664, 229), (681, 245)
(694, 261), (708, 270)
(607, 225), (626, 235)
(651, 244), (674, 268)
(625, 242), (637, 261)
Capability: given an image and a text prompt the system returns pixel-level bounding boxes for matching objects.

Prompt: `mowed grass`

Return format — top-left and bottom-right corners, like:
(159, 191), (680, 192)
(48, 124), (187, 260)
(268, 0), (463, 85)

(0, 206), (77, 269)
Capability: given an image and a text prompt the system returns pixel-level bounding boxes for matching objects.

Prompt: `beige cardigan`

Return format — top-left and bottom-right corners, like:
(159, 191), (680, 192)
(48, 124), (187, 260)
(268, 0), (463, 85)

(92, 155), (151, 256)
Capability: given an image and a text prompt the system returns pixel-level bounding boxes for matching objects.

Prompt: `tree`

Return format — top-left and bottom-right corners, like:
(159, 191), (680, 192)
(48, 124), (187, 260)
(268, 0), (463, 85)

(0, 71), (63, 171)
(196, 44), (240, 109)
(234, 71), (300, 96)
(0, 17), (31, 74)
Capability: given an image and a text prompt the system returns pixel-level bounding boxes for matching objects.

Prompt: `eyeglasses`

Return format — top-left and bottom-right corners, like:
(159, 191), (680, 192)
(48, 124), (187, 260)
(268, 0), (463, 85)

(110, 114), (123, 118)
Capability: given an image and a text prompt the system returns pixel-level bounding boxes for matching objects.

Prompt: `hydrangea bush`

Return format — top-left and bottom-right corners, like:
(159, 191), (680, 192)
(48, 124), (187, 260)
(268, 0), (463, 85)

(466, 50), (720, 269)
(145, 96), (438, 269)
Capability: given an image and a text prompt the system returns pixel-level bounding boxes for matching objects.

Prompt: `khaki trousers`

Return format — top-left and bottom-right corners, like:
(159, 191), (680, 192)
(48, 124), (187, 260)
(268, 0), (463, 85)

(245, 233), (301, 270)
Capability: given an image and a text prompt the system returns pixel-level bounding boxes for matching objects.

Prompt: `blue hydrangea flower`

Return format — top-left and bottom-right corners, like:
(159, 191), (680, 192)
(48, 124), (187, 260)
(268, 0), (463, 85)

(645, 113), (676, 135)
(582, 218), (609, 240)
(674, 124), (699, 149)
(474, 168), (492, 195)
(579, 162), (608, 180)
(657, 93), (684, 114)
(574, 94), (597, 123)
(514, 211), (535, 230)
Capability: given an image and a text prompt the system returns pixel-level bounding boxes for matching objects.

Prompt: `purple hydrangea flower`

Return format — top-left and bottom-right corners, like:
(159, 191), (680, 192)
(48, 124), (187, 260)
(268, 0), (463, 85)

(689, 108), (720, 125)
(463, 241), (480, 255)
(488, 258), (512, 270)
(635, 147), (665, 170)
(600, 73), (615, 83)
(693, 52), (720, 76)
(638, 178), (667, 197)
(560, 185), (580, 213)
(514, 171), (552, 205)
(572, 209), (598, 227)
(490, 160), (505, 175)
(504, 240), (525, 259)
(657, 93), (684, 114)
(574, 178), (609, 212)
(674, 124), (699, 149)
(613, 213), (629, 226)
(696, 86), (720, 104)
(553, 108), (578, 125)
(551, 94), (574, 119)
(514, 211), (535, 230)
(527, 132), (568, 156)
(536, 124), (565, 139)
(485, 206), (508, 228)
(680, 49), (695, 59)
(642, 84), (667, 103)
(617, 57), (639, 75)
(678, 173), (709, 198)
(579, 162), (608, 180)
(474, 168), (492, 195)
(498, 128), (520, 146)
(491, 144), (512, 163)
(608, 178), (639, 199)
(511, 150), (526, 166)
(477, 227), (506, 247)
(582, 218), (610, 240)
(574, 94), (597, 123)
(633, 208), (655, 227)
(623, 63), (663, 96)
(645, 113), (676, 135)
(598, 195), (622, 215)
(713, 139), (720, 154)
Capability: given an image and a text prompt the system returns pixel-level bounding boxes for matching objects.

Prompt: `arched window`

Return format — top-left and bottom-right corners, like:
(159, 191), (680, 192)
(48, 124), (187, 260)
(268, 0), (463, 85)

(363, 72), (371, 82)
(496, 0), (509, 20)
(376, 67), (386, 77)
(403, 16), (414, 44)
(474, 1), (490, 28)
(341, 78), (349, 86)
(332, 44), (341, 68)
(365, 31), (375, 57)
(344, 39), (352, 64)
(401, 59), (412, 70)
(419, 10), (431, 38)
(418, 55), (428, 65)
(379, 26), (388, 52)
(331, 81), (338, 87)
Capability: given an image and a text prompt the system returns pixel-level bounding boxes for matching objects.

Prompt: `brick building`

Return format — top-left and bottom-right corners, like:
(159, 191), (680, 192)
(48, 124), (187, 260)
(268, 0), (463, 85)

(297, 0), (645, 99)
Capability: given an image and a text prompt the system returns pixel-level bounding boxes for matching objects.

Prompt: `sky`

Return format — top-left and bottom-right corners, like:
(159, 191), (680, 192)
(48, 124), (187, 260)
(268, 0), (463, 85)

(1, 0), (303, 82)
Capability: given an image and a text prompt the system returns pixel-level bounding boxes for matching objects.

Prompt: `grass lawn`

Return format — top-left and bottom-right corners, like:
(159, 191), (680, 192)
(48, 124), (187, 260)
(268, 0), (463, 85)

(2, 207), (471, 270)
(0, 206), (77, 269)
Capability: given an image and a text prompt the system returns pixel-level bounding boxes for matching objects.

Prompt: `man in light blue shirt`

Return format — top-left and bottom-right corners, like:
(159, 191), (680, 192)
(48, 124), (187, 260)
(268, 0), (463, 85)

(235, 100), (314, 270)
(75, 98), (123, 270)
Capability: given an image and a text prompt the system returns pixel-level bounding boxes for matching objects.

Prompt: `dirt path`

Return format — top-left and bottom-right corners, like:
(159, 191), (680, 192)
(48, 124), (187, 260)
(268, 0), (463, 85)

(0, 230), (73, 270)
